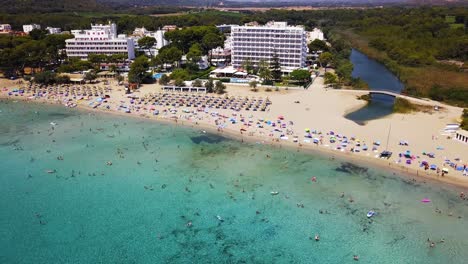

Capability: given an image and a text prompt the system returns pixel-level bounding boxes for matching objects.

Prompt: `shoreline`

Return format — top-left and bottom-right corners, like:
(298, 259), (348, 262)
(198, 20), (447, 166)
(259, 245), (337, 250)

(2, 95), (467, 191)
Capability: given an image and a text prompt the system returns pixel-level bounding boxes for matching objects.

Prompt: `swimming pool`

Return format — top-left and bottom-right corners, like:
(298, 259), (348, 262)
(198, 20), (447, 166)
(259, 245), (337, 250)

(153, 73), (163, 79)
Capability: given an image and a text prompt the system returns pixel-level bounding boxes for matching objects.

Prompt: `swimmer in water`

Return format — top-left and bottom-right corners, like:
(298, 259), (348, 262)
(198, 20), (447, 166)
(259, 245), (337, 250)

(353, 255), (359, 261)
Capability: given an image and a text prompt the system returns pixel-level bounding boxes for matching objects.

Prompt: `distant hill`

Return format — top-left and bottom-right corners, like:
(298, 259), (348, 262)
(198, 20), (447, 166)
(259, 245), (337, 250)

(1, 0), (465, 14)
(0, 0), (103, 13)
(97, 0), (210, 7)
(99, 0), (468, 8)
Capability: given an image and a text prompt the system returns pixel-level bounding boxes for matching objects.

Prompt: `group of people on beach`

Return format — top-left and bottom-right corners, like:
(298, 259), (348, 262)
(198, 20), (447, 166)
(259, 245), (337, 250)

(2, 82), (468, 182)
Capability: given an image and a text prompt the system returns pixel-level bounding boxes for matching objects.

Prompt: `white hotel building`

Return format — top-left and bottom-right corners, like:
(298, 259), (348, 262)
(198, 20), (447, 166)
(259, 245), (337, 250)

(23, 24), (41, 34)
(231, 21), (307, 72)
(65, 23), (135, 60)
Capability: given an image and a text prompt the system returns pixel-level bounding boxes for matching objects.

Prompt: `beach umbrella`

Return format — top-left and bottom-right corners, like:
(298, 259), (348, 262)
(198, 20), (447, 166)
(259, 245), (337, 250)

(305, 128), (310, 132)
(430, 165), (437, 170)
(442, 168), (449, 173)
(278, 115), (284, 120)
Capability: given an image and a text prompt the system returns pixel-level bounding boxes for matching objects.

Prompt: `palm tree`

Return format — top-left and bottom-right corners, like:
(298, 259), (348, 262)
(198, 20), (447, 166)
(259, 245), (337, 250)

(249, 80), (258, 92)
(257, 59), (272, 85)
(109, 64), (117, 73)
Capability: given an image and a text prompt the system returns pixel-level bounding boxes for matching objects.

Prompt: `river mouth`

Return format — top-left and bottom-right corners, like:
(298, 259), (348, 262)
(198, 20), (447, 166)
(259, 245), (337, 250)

(345, 94), (395, 125)
(345, 49), (403, 125)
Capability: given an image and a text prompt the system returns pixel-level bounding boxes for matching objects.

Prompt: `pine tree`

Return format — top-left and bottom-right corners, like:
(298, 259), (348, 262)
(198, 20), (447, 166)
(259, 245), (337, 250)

(271, 53), (282, 82)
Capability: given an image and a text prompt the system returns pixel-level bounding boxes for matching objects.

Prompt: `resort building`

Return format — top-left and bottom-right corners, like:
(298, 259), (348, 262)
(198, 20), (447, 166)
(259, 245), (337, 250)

(209, 47), (231, 66)
(231, 21), (308, 73)
(65, 23), (135, 60)
(23, 24), (41, 34)
(154, 30), (170, 49)
(132, 27), (170, 57)
(0, 24), (12, 32)
(307, 28), (325, 42)
(216, 24), (238, 33)
(132, 27), (152, 37)
(162, 25), (177, 32)
(46, 27), (61, 34)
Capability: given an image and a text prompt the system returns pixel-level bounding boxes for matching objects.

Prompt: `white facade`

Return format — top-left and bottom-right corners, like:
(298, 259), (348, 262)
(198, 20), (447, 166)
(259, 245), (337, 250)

(231, 21), (307, 72)
(46, 27), (61, 34)
(0, 24), (12, 31)
(154, 30), (169, 49)
(66, 23), (135, 60)
(132, 27), (151, 37)
(307, 28), (325, 42)
(23, 24), (41, 33)
(209, 47), (231, 66)
(216, 24), (238, 33)
(132, 28), (170, 57)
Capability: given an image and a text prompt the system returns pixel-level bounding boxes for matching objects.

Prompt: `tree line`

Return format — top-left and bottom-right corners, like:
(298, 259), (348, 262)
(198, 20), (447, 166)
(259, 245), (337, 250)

(0, 31), (73, 77)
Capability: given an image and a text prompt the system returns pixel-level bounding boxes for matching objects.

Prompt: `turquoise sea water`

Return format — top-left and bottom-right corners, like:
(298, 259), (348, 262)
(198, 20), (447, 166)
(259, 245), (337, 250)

(1, 100), (468, 264)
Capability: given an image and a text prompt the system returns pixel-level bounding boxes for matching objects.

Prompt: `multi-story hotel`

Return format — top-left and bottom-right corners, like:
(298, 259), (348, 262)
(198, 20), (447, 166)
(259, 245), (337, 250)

(231, 21), (307, 72)
(23, 24), (41, 34)
(46, 27), (61, 34)
(0, 24), (12, 32)
(132, 27), (170, 57)
(65, 23), (135, 60)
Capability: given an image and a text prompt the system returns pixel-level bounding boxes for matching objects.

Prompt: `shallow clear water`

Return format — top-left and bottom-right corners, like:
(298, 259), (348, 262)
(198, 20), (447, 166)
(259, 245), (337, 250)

(1, 100), (468, 264)
(346, 49), (405, 124)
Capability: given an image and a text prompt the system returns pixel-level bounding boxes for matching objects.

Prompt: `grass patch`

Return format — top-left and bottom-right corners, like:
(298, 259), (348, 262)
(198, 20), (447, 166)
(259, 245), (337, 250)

(461, 109), (468, 131)
(393, 98), (417, 113)
(357, 94), (371, 102)
(273, 82), (302, 87)
(445, 16), (456, 23)
(190, 66), (215, 80)
(450, 24), (465, 30)
(401, 66), (468, 107)
(393, 98), (433, 114)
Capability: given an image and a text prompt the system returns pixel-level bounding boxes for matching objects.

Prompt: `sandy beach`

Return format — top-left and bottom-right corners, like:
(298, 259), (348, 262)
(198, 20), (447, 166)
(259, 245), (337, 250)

(1, 76), (467, 189)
